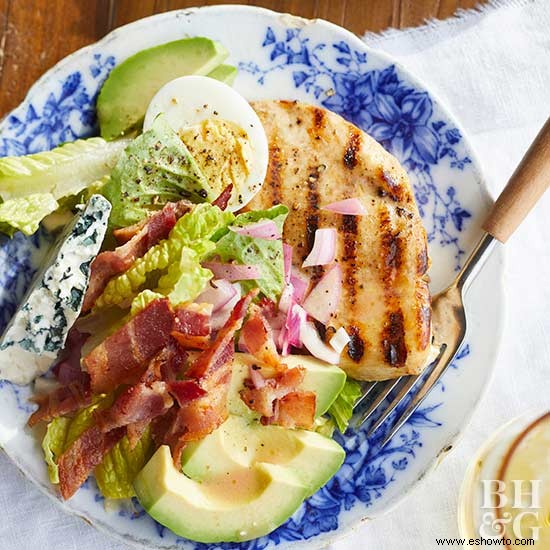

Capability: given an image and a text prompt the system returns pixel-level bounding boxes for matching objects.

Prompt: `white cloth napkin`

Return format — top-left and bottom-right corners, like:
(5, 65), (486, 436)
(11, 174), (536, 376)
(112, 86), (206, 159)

(2, 1), (550, 548)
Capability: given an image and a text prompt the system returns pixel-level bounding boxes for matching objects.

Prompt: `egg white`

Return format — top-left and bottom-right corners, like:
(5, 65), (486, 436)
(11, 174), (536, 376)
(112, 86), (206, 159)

(143, 76), (268, 211)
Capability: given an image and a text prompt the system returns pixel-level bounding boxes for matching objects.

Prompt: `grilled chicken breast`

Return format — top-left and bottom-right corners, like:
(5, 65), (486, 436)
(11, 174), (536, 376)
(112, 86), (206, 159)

(247, 100), (431, 380)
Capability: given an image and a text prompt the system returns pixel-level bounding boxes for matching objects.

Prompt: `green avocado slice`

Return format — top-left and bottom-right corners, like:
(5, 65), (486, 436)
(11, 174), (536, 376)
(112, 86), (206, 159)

(207, 64), (238, 85)
(181, 415), (345, 498)
(134, 445), (308, 543)
(97, 37), (228, 140)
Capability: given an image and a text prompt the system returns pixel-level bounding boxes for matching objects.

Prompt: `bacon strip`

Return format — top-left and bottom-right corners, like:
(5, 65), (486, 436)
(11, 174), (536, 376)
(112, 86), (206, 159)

(96, 382), (173, 433)
(240, 304), (281, 368)
(240, 366), (305, 417)
(212, 184), (233, 210)
(83, 299), (175, 393)
(265, 391), (316, 429)
(58, 425), (125, 500)
(82, 201), (191, 312)
(53, 329), (89, 386)
(171, 303), (213, 350)
(158, 290), (257, 466)
(28, 382), (92, 427)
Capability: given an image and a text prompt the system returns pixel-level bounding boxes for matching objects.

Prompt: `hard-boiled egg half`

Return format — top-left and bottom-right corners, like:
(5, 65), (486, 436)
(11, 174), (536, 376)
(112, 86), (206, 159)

(143, 76), (268, 212)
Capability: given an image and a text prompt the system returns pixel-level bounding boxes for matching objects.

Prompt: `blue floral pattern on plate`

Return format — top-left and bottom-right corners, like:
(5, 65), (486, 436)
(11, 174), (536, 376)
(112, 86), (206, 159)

(0, 7), (495, 550)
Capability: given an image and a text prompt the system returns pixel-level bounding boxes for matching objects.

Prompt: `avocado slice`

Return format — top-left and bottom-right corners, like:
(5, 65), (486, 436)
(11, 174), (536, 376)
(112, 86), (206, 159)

(134, 445), (308, 543)
(97, 38), (228, 140)
(227, 352), (347, 419)
(181, 414), (345, 498)
(207, 64), (238, 85)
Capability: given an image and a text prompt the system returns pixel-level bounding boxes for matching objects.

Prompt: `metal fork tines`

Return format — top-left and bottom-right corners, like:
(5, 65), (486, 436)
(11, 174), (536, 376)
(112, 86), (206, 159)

(353, 233), (496, 447)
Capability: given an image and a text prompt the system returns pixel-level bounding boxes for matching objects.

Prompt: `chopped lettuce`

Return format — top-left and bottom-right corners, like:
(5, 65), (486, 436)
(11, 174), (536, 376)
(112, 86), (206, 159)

(328, 378), (362, 433)
(42, 416), (71, 483)
(0, 137), (129, 202)
(157, 246), (214, 305)
(0, 193), (59, 236)
(231, 204), (288, 233)
(313, 416), (336, 438)
(41, 394), (152, 499)
(130, 290), (165, 316)
(212, 206), (289, 301)
(102, 116), (213, 229)
(95, 203), (234, 309)
(41, 395), (112, 484)
(94, 426), (154, 499)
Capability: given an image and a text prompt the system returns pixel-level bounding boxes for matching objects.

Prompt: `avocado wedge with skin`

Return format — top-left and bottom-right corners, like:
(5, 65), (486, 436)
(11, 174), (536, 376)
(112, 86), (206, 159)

(98, 37), (228, 140)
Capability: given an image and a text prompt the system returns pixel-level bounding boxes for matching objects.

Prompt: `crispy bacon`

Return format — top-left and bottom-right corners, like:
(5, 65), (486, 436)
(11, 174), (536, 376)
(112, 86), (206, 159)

(82, 201), (191, 312)
(240, 366), (305, 417)
(240, 304), (281, 368)
(83, 299), (175, 393)
(58, 425), (125, 500)
(171, 303), (212, 350)
(211, 184), (233, 210)
(186, 290), (257, 380)
(264, 391), (316, 429)
(28, 381), (92, 427)
(167, 380), (207, 406)
(113, 219), (147, 245)
(52, 329), (89, 386)
(159, 291), (257, 466)
(96, 381), (173, 433)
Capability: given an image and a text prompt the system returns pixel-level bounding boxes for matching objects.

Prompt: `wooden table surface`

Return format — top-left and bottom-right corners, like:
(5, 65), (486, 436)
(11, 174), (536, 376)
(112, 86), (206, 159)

(0, 0), (483, 118)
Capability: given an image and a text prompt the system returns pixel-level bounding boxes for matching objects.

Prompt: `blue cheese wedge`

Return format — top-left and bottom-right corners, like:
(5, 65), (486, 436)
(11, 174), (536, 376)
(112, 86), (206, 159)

(0, 194), (111, 384)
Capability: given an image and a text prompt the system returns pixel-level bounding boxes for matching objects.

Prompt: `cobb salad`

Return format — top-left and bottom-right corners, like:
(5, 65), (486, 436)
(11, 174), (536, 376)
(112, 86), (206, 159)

(0, 37), (368, 543)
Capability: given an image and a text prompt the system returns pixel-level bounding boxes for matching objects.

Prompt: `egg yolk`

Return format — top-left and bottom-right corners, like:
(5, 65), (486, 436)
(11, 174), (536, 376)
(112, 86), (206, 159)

(179, 118), (253, 200)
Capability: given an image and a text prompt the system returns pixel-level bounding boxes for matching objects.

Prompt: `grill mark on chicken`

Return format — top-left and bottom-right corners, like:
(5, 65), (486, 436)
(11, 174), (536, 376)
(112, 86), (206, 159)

(267, 144), (283, 205)
(347, 325), (365, 362)
(304, 164), (323, 284)
(341, 214), (359, 307)
(343, 131), (361, 169)
(379, 207), (408, 367)
(308, 107), (326, 142)
(382, 311), (407, 366)
(378, 168), (407, 203)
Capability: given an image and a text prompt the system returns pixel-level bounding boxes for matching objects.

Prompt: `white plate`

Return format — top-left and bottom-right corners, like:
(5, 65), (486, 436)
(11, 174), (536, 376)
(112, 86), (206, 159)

(0, 5), (504, 549)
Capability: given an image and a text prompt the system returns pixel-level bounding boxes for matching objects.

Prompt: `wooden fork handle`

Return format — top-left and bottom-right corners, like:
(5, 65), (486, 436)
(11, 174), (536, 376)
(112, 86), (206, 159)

(483, 117), (550, 242)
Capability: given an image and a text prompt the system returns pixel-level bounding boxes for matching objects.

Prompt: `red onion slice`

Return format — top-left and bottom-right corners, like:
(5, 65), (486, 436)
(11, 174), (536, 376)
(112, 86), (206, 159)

(322, 198), (366, 216)
(290, 268), (309, 304)
(195, 279), (237, 312)
(302, 264), (342, 324)
(302, 228), (336, 267)
(279, 303), (307, 356)
(300, 321), (340, 364)
(283, 244), (293, 284)
(203, 261), (261, 281)
(229, 220), (280, 240)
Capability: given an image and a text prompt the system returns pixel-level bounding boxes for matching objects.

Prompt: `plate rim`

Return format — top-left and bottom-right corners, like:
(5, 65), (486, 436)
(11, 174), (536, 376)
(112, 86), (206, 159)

(0, 4), (506, 548)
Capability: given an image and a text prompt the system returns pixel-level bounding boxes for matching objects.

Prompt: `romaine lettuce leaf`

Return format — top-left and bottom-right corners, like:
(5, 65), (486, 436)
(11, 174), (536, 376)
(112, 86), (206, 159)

(328, 378), (362, 433)
(0, 193), (58, 236)
(95, 203), (234, 309)
(41, 394), (152, 499)
(102, 116), (213, 229)
(42, 395), (112, 484)
(94, 426), (154, 499)
(212, 205), (289, 301)
(0, 137), (129, 202)
(157, 246), (214, 305)
(42, 416), (71, 484)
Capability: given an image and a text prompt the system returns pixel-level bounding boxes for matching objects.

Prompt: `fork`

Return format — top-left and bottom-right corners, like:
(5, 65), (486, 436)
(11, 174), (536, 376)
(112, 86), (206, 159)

(354, 116), (550, 446)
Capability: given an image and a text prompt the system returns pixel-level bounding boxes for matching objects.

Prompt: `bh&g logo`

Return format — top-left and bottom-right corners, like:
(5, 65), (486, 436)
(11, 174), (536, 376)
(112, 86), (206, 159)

(479, 479), (541, 542)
